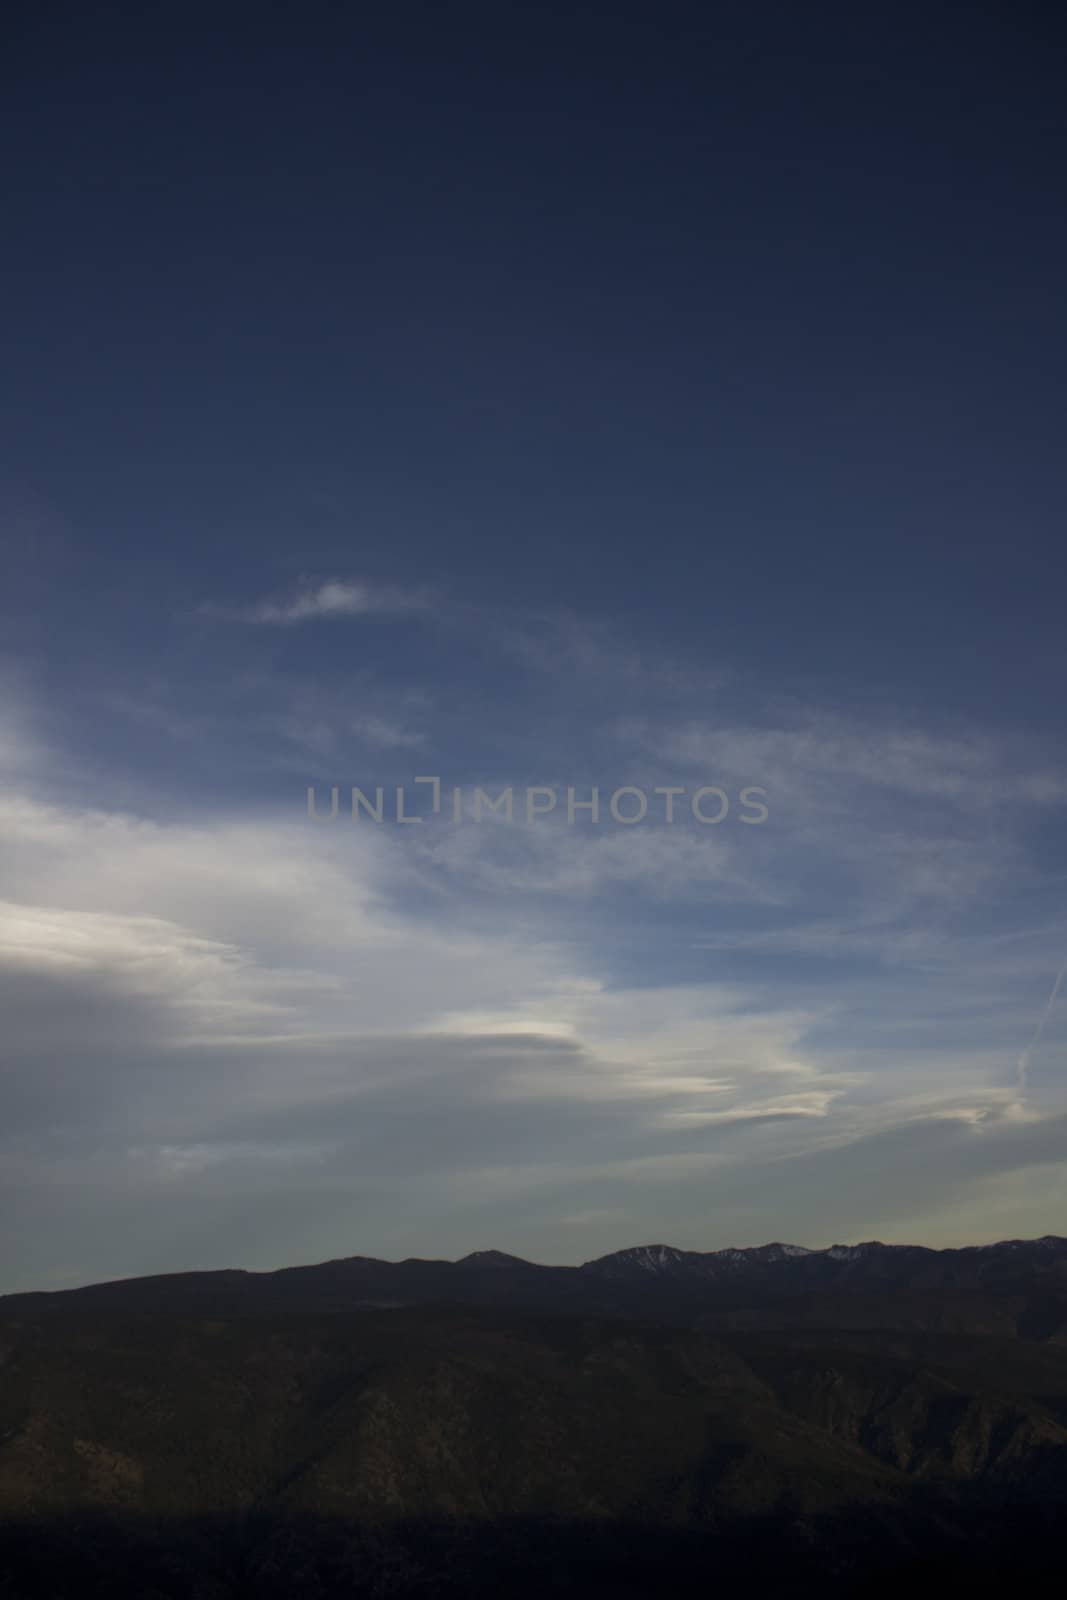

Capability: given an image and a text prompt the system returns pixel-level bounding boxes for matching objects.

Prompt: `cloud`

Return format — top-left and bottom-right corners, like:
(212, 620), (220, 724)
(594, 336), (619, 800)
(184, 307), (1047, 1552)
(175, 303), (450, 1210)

(0, 768), (864, 1284)
(402, 805), (779, 904)
(486, 607), (730, 704)
(640, 712), (1067, 814)
(347, 713), (425, 748)
(207, 577), (433, 625)
(3, 652), (1067, 1290)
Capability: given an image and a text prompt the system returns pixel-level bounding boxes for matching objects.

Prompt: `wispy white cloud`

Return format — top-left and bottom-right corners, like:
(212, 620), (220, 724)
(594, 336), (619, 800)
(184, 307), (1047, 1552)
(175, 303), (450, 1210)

(3, 657), (1067, 1288)
(206, 576), (434, 625)
(488, 606), (729, 701)
(636, 712), (1067, 813)
(404, 806), (780, 903)
(347, 713), (426, 748)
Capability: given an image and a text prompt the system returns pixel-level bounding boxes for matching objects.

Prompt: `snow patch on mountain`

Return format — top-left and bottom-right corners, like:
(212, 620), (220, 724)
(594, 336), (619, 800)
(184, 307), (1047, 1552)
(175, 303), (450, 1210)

(714, 1243), (814, 1264)
(583, 1244), (699, 1276)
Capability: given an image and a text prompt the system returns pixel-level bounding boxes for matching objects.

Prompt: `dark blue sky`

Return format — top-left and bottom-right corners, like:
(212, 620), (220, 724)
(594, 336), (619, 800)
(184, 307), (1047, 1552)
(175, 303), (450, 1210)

(2, 2), (1067, 1284)
(6, 1), (1067, 708)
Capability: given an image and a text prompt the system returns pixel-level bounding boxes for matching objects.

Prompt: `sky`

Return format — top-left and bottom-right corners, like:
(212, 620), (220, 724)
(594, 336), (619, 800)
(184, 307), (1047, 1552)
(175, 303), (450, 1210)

(2, 1), (1066, 1291)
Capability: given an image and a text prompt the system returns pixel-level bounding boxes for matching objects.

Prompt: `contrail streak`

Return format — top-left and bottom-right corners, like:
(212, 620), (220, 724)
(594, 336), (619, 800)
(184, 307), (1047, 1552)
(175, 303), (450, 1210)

(1017, 953), (1067, 1094)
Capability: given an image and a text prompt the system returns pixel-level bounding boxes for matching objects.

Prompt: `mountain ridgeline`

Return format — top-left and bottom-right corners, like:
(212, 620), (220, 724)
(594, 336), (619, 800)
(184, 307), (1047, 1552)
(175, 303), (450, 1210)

(2, 1236), (1066, 1595)
(7, 1234), (1067, 1337)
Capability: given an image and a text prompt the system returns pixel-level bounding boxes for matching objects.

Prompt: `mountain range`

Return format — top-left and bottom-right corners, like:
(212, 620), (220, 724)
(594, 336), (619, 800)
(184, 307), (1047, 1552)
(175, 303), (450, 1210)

(7, 1233), (1067, 1338)
(2, 1236), (1066, 1595)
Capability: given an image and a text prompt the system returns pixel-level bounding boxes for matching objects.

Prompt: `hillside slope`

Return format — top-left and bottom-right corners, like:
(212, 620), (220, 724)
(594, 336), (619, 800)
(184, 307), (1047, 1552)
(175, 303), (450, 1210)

(1, 1300), (1066, 1594)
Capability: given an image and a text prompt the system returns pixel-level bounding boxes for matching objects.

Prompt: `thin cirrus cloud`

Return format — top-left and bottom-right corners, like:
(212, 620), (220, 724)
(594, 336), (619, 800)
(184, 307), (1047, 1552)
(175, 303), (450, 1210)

(206, 577), (434, 625)
(1, 734), (1057, 1289)
(3, 586), (1067, 1289)
(3, 715), (1066, 1293)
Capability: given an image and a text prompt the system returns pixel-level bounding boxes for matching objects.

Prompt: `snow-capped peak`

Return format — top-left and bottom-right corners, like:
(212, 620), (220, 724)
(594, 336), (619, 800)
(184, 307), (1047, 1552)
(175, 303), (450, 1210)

(584, 1244), (694, 1275)
(714, 1242), (813, 1263)
(619, 1244), (690, 1272)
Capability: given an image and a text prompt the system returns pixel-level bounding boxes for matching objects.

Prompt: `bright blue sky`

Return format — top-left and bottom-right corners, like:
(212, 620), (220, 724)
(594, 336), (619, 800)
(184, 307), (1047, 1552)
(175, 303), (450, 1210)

(2, 2), (1066, 1290)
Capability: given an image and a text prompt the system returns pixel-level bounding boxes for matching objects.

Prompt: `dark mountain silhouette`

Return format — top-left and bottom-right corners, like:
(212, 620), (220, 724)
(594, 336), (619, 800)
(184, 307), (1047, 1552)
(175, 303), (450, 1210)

(2, 1237), (1066, 1594)
(6, 1234), (1067, 1338)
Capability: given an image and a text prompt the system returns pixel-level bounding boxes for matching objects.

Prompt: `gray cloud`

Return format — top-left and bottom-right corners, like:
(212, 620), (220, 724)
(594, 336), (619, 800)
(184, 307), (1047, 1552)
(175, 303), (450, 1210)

(3, 669), (1067, 1291)
(206, 577), (435, 625)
